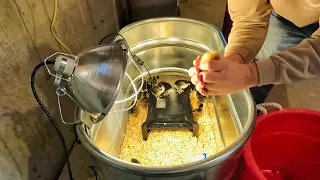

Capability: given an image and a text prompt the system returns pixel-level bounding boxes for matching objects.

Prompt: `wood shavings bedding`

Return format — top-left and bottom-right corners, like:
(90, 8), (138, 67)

(119, 90), (224, 166)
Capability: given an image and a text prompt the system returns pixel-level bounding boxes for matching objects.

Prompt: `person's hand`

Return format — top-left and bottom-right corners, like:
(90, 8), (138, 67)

(188, 56), (259, 96)
(188, 53), (246, 84)
(188, 56), (202, 85)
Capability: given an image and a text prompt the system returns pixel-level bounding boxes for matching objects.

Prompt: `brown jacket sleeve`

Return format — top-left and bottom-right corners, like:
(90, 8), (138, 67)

(256, 37), (320, 85)
(225, 0), (272, 63)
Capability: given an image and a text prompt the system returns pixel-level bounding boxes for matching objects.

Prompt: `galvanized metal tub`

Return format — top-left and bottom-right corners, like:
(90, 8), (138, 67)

(76, 17), (256, 180)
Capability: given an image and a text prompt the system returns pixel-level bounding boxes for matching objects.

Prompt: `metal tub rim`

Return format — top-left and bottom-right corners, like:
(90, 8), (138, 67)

(75, 17), (256, 176)
(117, 17), (227, 46)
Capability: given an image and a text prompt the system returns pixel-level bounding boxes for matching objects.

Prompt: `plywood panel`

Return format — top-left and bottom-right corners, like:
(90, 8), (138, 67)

(0, 0), (117, 179)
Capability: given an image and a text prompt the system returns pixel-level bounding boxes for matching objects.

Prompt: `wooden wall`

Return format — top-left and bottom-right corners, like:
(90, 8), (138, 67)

(0, 0), (117, 179)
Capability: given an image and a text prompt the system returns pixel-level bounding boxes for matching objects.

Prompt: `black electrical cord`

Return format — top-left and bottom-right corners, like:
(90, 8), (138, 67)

(31, 61), (74, 180)
(99, 34), (116, 45)
(89, 166), (98, 180)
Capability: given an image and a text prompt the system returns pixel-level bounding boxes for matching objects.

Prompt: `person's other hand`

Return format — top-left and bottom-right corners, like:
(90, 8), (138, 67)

(188, 56), (202, 83)
(188, 53), (245, 83)
(188, 56), (259, 96)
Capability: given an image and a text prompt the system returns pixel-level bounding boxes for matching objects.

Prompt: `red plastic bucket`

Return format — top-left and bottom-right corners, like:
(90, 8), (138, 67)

(241, 109), (320, 180)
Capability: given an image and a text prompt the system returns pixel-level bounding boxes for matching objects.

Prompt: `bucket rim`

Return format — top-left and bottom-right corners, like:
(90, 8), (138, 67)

(254, 108), (320, 122)
(242, 108), (320, 180)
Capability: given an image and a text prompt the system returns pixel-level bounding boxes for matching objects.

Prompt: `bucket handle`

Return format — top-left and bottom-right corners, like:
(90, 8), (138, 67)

(256, 102), (283, 115)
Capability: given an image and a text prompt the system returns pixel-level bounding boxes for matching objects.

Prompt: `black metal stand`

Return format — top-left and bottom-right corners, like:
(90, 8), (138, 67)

(142, 84), (199, 140)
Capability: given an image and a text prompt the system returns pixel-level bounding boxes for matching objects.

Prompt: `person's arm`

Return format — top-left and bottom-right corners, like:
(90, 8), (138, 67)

(225, 0), (272, 63)
(189, 37), (320, 95)
(255, 38), (320, 85)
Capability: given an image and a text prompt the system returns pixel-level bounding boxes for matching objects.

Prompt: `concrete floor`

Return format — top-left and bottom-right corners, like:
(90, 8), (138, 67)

(58, 144), (98, 180)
